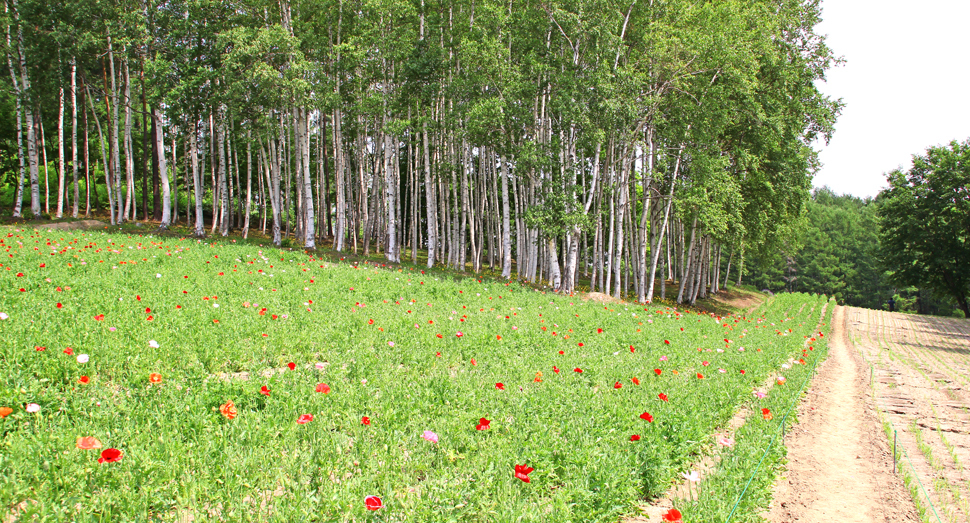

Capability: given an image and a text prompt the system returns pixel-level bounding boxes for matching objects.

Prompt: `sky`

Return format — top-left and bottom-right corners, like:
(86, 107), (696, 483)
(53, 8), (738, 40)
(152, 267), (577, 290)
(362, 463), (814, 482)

(811, 0), (970, 199)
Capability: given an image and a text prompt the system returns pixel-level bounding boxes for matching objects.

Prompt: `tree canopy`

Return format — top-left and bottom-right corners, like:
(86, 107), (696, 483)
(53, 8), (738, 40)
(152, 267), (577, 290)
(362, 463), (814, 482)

(879, 140), (970, 318)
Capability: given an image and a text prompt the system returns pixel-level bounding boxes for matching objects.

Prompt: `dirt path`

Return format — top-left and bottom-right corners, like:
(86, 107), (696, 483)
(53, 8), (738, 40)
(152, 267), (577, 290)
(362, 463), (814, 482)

(768, 305), (920, 522)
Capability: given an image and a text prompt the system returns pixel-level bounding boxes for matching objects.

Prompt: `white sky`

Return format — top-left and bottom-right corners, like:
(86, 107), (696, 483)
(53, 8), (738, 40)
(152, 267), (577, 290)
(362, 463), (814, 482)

(811, 0), (970, 199)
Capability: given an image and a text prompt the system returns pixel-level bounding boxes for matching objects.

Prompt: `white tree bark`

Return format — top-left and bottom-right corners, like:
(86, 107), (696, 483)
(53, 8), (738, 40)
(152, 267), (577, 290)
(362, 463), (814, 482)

(500, 154), (512, 279)
(6, 11), (25, 218)
(152, 107), (171, 227)
(190, 120), (205, 236)
(57, 85), (65, 217)
(71, 58), (78, 218)
(423, 120), (437, 267)
(299, 107), (316, 249)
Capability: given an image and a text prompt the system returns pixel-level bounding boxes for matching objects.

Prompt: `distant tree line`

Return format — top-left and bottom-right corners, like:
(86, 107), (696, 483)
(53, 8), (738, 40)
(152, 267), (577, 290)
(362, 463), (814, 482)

(745, 166), (969, 318)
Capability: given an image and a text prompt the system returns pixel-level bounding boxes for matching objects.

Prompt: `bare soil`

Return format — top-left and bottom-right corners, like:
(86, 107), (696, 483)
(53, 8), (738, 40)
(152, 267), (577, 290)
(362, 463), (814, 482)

(845, 308), (970, 523)
(768, 305), (920, 522)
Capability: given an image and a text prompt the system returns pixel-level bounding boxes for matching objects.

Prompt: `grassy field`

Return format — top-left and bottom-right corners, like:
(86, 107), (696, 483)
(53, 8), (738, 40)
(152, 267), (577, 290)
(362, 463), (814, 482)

(0, 227), (830, 522)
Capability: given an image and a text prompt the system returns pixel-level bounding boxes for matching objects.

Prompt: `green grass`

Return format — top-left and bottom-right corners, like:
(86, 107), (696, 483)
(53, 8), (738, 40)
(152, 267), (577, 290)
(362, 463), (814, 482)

(1, 227), (830, 522)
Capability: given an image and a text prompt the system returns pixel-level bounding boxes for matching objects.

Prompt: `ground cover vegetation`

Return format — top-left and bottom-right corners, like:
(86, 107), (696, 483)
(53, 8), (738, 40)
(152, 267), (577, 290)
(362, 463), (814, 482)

(0, 0), (840, 303)
(1, 228), (830, 521)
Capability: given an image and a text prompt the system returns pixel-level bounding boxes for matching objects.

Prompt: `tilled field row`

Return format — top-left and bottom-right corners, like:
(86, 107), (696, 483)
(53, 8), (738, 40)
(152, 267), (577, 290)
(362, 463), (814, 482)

(849, 308), (970, 523)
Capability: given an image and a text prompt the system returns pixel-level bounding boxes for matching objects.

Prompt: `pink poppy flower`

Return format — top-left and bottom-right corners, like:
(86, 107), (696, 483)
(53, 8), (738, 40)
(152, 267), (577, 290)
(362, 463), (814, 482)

(422, 430), (438, 443)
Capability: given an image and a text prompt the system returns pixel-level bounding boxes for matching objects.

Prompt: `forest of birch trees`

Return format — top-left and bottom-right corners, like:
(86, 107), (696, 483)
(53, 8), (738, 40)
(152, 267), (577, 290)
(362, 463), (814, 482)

(1, 0), (840, 303)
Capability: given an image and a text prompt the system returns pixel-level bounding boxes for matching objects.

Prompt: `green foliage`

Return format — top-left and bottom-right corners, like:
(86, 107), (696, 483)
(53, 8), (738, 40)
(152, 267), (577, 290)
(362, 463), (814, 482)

(742, 187), (894, 310)
(879, 140), (970, 318)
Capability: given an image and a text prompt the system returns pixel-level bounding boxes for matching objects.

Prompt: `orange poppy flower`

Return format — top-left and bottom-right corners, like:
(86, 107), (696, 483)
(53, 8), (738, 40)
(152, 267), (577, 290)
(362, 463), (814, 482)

(220, 400), (237, 420)
(76, 436), (103, 450)
(149, 373), (162, 383)
(0, 407), (12, 418)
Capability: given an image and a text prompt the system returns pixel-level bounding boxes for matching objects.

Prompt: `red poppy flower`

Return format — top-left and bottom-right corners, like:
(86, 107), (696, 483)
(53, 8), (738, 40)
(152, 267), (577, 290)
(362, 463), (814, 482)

(597, 328), (603, 333)
(740, 369), (746, 374)
(630, 434), (641, 441)
(630, 345), (635, 353)
(146, 315), (154, 321)
(93, 314), (104, 321)
(365, 495), (383, 510)
(79, 376), (90, 384)
(553, 366), (560, 374)
(315, 383), (331, 394)
(696, 373), (704, 379)
(654, 368), (662, 376)
(98, 448), (123, 463)
(63, 347), (74, 355)
(558, 350), (564, 355)
(476, 418), (491, 430)
(573, 368), (583, 373)
(436, 333), (443, 338)
(658, 393), (668, 402)
(577, 343), (584, 347)
(495, 383), (505, 390)
(362, 416), (371, 425)
(287, 362), (296, 371)
(35, 346), (45, 351)
(762, 408), (773, 421)
(56, 303), (62, 309)
(614, 382), (622, 389)
(297, 414), (313, 424)
(631, 377), (640, 385)
(664, 340), (670, 345)
(514, 464), (534, 483)
(260, 385), (271, 396)
(470, 358), (477, 366)
(662, 508), (683, 522)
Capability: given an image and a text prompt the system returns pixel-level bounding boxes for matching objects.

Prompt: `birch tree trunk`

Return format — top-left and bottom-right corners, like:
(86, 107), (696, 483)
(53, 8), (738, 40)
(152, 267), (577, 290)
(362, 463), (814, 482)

(218, 108), (229, 236)
(298, 107), (316, 249)
(500, 154), (512, 279)
(107, 36), (123, 223)
(71, 58), (78, 218)
(6, 12), (26, 218)
(384, 131), (398, 261)
(57, 85), (65, 217)
(190, 121), (205, 236)
(152, 107), (171, 228)
(423, 120), (437, 267)
(122, 56), (135, 221)
(243, 129), (252, 238)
